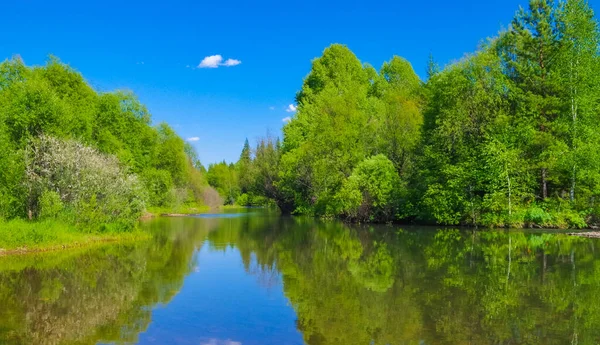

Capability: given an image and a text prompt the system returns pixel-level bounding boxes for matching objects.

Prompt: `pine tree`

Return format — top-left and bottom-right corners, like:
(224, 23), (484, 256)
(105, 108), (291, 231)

(237, 138), (252, 194)
(503, 0), (563, 200)
(426, 53), (440, 80)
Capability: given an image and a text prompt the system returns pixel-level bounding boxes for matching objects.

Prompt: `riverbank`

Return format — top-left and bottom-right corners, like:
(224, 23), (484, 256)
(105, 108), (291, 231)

(146, 205), (212, 217)
(568, 231), (600, 238)
(0, 205), (219, 255)
(0, 219), (150, 255)
(146, 204), (256, 217)
(3, 207), (590, 256)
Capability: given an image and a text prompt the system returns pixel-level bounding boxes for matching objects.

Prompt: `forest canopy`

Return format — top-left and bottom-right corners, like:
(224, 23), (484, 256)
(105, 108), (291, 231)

(0, 56), (212, 231)
(220, 0), (600, 228)
(2, 0), (599, 232)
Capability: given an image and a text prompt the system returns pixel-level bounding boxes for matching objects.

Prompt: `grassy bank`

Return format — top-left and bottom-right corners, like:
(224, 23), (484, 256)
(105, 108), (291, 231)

(0, 203), (212, 254)
(146, 204), (212, 216)
(0, 219), (149, 254)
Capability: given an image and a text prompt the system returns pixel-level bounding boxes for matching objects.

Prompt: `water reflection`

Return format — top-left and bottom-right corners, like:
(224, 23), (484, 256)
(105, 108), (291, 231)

(0, 217), (209, 345)
(1, 210), (599, 344)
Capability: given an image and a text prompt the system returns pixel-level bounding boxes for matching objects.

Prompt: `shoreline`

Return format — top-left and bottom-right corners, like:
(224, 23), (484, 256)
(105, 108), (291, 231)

(0, 232), (150, 257)
(1, 210), (596, 257)
(0, 207), (222, 256)
(568, 231), (600, 238)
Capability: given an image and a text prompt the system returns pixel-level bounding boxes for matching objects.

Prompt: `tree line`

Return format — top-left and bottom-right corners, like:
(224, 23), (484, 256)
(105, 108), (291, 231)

(219, 0), (600, 228)
(0, 57), (214, 231)
(207, 135), (282, 207)
(2, 0), (597, 230)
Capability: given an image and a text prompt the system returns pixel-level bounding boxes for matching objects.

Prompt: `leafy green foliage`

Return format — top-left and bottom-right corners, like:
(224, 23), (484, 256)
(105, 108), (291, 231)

(4, 0), (600, 230)
(25, 135), (145, 231)
(336, 155), (401, 222)
(207, 161), (239, 205)
(414, 0), (600, 227)
(38, 190), (63, 220)
(206, 135), (282, 208)
(274, 45), (422, 221)
(242, 0), (600, 228)
(0, 56), (212, 236)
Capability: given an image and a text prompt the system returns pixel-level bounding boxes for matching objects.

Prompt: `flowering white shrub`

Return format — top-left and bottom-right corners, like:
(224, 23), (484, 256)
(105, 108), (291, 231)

(25, 135), (146, 230)
(202, 186), (224, 209)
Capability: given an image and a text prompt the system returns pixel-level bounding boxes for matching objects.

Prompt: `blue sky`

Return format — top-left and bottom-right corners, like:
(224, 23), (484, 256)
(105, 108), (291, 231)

(2, 0), (598, 164)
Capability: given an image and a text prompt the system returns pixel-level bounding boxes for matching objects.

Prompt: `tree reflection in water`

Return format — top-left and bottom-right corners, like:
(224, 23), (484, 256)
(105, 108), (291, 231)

(1, 212), (599, 345)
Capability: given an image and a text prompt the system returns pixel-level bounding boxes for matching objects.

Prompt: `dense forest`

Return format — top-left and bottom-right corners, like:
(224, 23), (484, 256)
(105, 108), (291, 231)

(214, 0), (600, 228)
(0, 56), (217, 234)
(1, 0), (599, 234)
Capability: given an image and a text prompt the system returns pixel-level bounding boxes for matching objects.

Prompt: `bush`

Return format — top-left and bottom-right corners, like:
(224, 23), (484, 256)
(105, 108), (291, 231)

(25, 135), (145, 231)
(336, 155), (401, 222)
(39, 190), (63, 219)
(202, 186), (224, 209)
(524, 206), (553, 227)
(236, 193), (271, 207)
(142, 169), (173, 207)
(237, 193), (250, 206)
(522, 202), (587, 229)
(168, 187), (190, 210)
(555, 209), (587, 229)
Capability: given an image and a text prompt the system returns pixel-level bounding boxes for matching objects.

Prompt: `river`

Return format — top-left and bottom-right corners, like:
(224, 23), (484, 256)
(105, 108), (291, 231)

(0, 208), (599, 344)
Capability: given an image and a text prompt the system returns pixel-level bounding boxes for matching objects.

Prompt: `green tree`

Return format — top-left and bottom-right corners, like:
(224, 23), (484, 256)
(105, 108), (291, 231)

(237, 138), (252, 194)
(418, 48), (510, 225)
(0, 56), (211, 228)
(279, 44), (388, 218)
(374, 56), (423, 175)
(336, 154), (402, 222)
(500, 0), (564, 200)
(556, 0), (600, 209)
(207, 161), (239, 205)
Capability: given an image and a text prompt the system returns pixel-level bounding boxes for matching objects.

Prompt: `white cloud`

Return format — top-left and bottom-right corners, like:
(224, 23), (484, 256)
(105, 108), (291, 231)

(198, 55), (242, 68)
(198, 55), (223, 68)
(286, 104), (297, 113)
(269, 106), (275, 110)
(187, 137), (200, 142)
(223, 58), (241, 67)
(282, 116), (292, 123)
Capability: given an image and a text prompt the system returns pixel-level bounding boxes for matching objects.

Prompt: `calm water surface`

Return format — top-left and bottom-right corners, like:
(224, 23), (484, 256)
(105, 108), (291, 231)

(1, 209), (600, 344)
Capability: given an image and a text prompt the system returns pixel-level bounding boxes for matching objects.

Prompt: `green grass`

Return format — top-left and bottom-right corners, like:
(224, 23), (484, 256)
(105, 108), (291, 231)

(146, 203), (212, 215)
(0, 218), (149, 253)
(0, 202), (216, 254)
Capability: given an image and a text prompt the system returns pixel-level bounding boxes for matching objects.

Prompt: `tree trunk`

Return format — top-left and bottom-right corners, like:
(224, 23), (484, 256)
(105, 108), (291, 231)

(539, 37), (548, 201)
(541, 168), (548, 199)
(507, 167), (512, 220)
(571, 166), (576, 202)
(570, 58), (578, 203)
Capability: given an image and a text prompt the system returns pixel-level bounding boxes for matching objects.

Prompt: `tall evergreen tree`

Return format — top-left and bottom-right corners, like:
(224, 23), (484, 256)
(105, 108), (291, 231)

(501, 0), (563, 200)
(237, 138), (252, 194)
